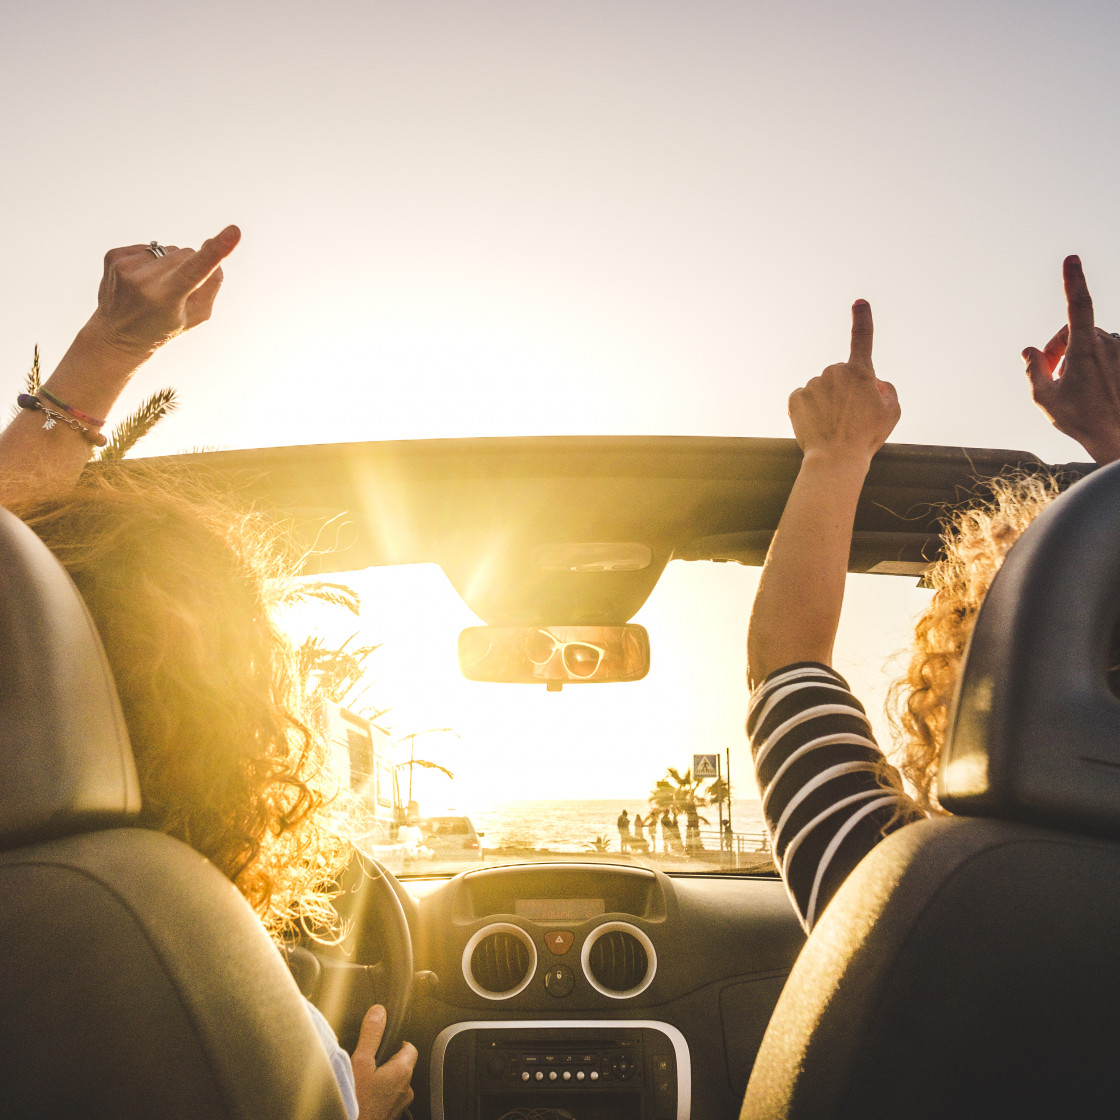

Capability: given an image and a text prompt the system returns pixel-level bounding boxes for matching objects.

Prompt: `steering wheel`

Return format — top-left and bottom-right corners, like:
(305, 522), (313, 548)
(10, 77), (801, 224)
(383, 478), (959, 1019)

(288, 853), (414, 1063)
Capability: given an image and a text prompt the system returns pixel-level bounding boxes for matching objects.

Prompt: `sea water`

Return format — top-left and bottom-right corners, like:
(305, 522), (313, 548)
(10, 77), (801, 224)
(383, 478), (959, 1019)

(469, 797), (765, 854)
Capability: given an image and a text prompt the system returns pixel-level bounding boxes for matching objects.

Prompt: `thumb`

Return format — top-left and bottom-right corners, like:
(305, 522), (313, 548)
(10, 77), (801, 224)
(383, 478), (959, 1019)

(171, 224), (241, 292)
(1023, 346), (1057, 404)
(352, 1004), (387, 1077)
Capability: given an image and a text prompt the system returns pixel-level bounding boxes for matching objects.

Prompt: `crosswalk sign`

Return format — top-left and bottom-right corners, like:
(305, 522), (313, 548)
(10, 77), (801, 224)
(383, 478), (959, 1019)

(693, 753), (718, 778)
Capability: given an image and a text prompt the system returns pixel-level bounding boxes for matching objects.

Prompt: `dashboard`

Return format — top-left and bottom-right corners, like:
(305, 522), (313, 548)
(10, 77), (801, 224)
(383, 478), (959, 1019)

(344, 862), (805, 1120)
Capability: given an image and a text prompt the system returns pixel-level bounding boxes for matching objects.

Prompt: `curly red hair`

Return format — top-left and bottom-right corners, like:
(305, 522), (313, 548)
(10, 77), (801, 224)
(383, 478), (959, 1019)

(887, 472), (1063, 813)
(11, 468), (351, 940)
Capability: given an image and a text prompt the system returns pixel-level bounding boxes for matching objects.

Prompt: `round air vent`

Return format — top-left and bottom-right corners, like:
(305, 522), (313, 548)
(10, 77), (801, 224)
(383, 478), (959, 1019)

(463, 923), (537, 999)
(581, 921), (656, 998)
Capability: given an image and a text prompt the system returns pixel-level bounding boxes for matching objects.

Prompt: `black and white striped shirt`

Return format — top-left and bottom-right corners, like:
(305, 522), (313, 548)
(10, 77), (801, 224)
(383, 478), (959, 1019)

(747, 662), (923, 931)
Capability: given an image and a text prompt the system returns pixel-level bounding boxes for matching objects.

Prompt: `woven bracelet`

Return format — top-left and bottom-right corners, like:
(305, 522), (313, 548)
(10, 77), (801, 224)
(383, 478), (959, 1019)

(17, 394), (109, 448)
(37, 386), (107, 428)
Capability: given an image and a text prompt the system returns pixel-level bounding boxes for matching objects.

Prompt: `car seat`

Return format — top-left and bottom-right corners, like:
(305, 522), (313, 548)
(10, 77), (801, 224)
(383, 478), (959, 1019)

(741, 459), (1120, 1119)
(0, 507), (347, 1119)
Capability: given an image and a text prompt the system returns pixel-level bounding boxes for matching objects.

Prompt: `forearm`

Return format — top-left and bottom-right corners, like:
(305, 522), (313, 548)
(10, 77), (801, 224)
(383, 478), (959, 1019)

(0, 314), (149, 505)
(746, 450), (871, 689)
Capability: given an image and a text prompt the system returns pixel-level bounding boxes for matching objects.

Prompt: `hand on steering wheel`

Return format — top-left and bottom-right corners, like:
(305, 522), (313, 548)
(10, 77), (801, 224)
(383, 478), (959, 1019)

(288, 853), (415, 1064)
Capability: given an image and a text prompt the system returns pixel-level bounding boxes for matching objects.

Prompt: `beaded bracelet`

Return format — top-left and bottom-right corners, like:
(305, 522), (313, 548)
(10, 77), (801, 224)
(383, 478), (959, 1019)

(17, 394), (109, 448)
(37, 386), (107, 428)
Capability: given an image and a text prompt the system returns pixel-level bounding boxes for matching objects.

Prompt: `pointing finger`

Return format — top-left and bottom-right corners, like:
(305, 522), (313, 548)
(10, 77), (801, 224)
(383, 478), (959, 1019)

(849, 299), (874, 368)
(1064, 255), (1095, 335)
(169, 224), (241, 293)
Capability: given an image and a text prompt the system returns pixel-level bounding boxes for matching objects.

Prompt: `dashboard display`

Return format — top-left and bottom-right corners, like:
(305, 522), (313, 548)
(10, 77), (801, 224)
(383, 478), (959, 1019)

(515, 897), (605, 921)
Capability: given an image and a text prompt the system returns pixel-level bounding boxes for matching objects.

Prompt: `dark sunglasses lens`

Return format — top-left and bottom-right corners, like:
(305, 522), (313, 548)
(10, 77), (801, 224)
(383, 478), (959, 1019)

(526, 630), (557, 664)
(564, 643), (601, 678)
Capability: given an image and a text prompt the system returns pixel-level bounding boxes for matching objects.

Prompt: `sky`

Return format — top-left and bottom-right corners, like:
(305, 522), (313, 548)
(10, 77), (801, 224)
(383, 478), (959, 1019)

(4, 0), (1119, 806)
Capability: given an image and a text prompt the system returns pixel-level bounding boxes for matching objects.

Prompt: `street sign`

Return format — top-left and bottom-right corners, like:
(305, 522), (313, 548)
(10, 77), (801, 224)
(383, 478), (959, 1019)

(693, 753), (719, 778)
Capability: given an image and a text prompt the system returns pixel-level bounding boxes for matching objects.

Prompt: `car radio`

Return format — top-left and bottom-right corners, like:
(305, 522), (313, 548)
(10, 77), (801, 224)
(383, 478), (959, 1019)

(431, 1020), (689, 1120)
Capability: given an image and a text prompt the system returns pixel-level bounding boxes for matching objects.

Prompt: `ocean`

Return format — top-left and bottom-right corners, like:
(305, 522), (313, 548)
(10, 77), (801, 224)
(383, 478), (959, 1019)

(469, 797), (766, 854)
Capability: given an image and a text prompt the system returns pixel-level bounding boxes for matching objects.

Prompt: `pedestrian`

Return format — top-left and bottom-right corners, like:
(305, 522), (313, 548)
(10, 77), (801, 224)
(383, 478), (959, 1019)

(632, 814), (650, 854)
(616, 808), (631, 852)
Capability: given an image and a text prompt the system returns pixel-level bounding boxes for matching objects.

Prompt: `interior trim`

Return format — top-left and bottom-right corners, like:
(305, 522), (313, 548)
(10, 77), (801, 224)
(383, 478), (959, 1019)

(580, 920), (657, 998)
(461, 922), (538, 1000)
(429, 1018), (691, 1120)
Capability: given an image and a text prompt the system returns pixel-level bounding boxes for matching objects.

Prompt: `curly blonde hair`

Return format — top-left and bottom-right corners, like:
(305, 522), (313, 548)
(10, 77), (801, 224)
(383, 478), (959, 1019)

(11, 468), (352, 941)
(888, 471), (1064, 814)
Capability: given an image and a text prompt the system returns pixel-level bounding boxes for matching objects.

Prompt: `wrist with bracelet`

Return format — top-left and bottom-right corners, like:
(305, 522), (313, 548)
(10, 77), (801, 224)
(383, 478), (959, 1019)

(17, 392), (109, 448)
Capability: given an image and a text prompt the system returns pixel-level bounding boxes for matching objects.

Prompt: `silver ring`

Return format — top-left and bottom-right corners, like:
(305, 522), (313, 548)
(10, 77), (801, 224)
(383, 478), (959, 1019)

(1110, 332), (1120, 340)
(145, 241), (167, 258)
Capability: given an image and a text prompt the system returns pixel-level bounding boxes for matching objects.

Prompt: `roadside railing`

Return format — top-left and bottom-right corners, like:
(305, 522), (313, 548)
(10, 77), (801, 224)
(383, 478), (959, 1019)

(628, 825), (772, 869)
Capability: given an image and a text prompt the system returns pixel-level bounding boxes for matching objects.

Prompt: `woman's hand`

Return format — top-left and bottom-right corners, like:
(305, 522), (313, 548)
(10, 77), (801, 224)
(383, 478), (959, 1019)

(1023, 255), (1120, 464)
(0, 224), (240, 504)
(788, 300), (900, 464)
(746, 300), (899, 688)
(351, 1005), (417, 1120)
(86, 224), (242, 359)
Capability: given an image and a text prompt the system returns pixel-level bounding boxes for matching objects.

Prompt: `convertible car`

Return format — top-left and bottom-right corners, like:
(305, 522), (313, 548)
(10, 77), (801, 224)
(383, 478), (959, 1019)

(5, 433), (1120, 1120)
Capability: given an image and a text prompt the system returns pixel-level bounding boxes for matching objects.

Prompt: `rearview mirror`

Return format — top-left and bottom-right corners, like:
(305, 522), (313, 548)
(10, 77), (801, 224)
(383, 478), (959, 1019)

(458, 625), (650, 684)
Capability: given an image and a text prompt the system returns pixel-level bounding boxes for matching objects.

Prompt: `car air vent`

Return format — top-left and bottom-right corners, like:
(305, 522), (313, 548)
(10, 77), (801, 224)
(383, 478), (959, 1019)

(582, 921), (657, 998)
(463, 923), (537, 1000)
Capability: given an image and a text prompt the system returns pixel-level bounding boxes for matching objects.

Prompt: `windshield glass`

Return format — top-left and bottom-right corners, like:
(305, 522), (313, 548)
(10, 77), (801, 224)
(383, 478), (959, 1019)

(8, 3), (1114, 877)
(286, 557), (929, 877)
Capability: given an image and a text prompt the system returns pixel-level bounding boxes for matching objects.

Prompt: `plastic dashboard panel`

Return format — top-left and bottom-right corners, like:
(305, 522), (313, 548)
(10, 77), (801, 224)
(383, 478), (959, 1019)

(393, 866), (805, 1119)
(430, 1019), (691, 1120)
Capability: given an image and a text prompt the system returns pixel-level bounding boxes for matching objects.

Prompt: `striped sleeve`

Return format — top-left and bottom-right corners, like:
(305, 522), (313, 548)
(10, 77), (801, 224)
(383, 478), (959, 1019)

(747, 662), (924, 932)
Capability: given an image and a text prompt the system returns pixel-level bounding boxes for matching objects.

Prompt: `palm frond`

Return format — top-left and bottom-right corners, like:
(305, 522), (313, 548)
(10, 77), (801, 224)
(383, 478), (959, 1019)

(284, 580), (362, 616)
(96, 387), (177, 461)
(299, 632), (382, 709)
(399, 757), (455, 781)
(10, 346), (41, 422)
(26, 345), (40, 394)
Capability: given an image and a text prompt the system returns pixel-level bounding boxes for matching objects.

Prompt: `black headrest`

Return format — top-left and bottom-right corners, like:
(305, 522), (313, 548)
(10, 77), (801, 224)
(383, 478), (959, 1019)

(941, 459), (1120, 835)
(0, 507), (139, 848)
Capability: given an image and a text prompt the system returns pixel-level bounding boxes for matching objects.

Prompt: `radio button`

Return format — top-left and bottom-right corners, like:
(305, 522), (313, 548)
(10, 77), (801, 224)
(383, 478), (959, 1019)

(576, 1071), (585, 1081)
(589, 1071), (599, 1081)
(535, 1072), (544, 1082)
(548, 1071), (558, 1081)
(521, 1072), (530, 1082)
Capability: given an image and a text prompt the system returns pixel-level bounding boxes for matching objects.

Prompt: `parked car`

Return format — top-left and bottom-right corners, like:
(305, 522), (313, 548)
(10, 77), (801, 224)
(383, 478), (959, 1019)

(413, 815), (484, 862)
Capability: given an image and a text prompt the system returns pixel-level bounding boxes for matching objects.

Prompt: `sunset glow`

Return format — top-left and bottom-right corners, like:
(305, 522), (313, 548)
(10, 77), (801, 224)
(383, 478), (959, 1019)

(4, 0), (1115, 814)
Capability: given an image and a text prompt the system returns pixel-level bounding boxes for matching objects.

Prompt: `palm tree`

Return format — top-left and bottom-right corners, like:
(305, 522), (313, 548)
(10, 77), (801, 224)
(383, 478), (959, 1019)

(648, 767), (713, 854)
(397, 729), (457, 812)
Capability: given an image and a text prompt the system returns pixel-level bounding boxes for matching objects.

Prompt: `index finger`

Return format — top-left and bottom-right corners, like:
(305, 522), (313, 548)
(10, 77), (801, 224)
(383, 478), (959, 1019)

(353, 1004), (388, 1065)
(1063, 255), (1095, 334)
(849, 299), (874, 366)
(169, 224), (241, 292)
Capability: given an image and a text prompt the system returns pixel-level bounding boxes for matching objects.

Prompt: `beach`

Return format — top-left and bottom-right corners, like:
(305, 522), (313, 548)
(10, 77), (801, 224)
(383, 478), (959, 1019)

(468, 797), (767, 855)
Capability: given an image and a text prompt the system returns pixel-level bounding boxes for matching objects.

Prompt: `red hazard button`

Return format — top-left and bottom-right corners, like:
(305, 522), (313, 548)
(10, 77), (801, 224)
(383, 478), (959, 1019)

(545, 930), (574, 954)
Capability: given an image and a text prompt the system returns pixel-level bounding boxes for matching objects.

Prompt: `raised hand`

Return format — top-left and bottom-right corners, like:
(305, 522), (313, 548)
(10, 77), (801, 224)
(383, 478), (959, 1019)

(1023, 255), (1120, 464)
(89, 224), (241, 358)
(788, 300), (900, 463)
(0, 224), (241, 502)
(746, 299), (901, 688)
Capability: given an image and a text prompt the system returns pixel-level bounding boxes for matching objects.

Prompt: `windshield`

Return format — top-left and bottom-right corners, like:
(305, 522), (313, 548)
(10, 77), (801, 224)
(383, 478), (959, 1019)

(286, 556), (930, 877)
(7, 4), (1115, 875)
